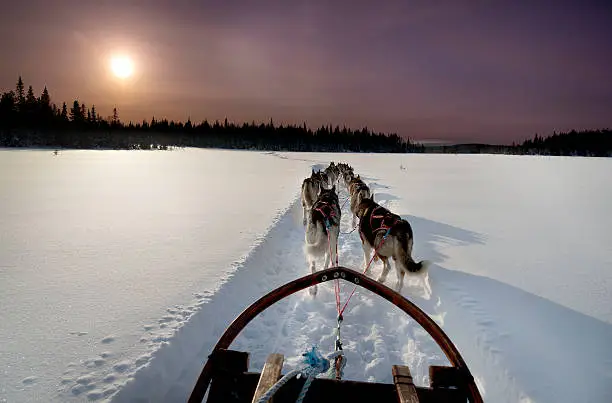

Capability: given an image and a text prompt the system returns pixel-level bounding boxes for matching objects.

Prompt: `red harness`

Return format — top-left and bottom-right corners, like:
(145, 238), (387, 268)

(314, 200), (337, 227)
(369, 206), (401, 235)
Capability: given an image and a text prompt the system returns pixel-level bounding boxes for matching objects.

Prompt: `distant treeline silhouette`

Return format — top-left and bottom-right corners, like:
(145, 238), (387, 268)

(0, 76), (422, 152)
(2, 76), (609, 156)
(423, 130), (612, 156)
(515, 129), (612, 157)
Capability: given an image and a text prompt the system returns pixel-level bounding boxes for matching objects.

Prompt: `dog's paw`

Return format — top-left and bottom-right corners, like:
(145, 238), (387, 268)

(376, 275), (387, 283)
(309, 285), (317, 296)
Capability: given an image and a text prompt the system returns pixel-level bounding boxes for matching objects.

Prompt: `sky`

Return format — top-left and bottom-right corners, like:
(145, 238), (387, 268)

(1, 0), (611, 144)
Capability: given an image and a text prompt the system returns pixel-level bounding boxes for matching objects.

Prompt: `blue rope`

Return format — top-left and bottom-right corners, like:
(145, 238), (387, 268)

(256, 347), (344, 403)
(384, 227), (391, 238)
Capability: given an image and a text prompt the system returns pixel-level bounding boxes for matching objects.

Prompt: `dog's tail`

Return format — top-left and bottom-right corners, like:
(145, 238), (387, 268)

(405, 259), (430, 273)
(397, 226), (430, 274)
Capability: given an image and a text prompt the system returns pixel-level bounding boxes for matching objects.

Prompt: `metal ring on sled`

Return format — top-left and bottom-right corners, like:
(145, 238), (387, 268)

(189, 266), (484, 403)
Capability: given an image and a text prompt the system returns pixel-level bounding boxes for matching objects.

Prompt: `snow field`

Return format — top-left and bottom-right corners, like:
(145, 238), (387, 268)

(1, 149), (611, 403)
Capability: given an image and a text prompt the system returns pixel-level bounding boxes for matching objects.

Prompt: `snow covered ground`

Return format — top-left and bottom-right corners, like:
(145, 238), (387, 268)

(1, 149), (611, 403)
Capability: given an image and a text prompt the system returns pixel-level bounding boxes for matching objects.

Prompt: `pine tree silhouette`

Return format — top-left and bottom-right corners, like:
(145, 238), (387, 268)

(60, 102), (68, 121)
(16, 76), (25, 110)
(70, 100), (81, 122)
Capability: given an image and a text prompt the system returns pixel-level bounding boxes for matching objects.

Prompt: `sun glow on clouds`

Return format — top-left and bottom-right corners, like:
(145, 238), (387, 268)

(110, 55), (134, 79)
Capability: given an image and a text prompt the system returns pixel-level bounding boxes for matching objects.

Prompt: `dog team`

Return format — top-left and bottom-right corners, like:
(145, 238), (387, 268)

(301, 162), (428, 296)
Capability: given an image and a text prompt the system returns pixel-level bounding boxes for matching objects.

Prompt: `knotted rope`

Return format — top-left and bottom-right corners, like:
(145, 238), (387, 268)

(256, 346), (345, 403)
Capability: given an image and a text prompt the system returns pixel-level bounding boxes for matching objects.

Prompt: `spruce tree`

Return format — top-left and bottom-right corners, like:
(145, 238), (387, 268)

(16, 76), (25, 108)
(39, 87), (51, 109)
(70, 100), (81, 122)
(26, 85), (36, 106)
(61, 102), (68, 120)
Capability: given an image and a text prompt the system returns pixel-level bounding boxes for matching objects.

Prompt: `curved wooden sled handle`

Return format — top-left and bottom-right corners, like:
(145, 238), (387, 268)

(189, 266), (483, 403)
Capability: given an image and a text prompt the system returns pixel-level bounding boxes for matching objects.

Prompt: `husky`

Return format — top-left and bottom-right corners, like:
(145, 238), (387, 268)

(348, 178), (371, 227)
(310, 169), (330, 190)
(304, 185), (341, 296)
(356, 197), (429, 293)
(301, 176), (321, 226)
(347, 174), (368, 197)
(325, 162), (340, 188)
(343, 170), (355, 190)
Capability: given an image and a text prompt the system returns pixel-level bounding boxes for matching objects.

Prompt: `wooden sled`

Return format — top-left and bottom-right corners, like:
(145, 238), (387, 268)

(189, 267), (484, 403)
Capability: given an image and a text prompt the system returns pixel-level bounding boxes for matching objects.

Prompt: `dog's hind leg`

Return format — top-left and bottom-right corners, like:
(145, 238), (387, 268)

(302, 203), (307, 226)
(377, 257), (391, 284)
(329, 228), (339, 268)
(394, 258), (405, 292)
(323, 243), (331, 269)
(309, 259), (317, 296)
(361, 239), (373, 275)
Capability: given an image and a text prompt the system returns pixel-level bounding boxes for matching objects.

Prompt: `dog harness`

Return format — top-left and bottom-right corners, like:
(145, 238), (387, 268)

(313, 200), (337, 228)
(369, 206), (402, 235)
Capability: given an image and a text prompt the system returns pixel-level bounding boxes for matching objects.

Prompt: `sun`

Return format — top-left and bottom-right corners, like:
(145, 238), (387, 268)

(110, 56), (134, 79)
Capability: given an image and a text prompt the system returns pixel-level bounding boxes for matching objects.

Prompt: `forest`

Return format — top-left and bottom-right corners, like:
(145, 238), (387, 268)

(0, 76), (421, 152)
(1, 76), (610, 156)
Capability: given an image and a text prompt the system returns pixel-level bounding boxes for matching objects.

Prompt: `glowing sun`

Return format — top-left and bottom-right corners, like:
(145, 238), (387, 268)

(110, 56), (134, 79)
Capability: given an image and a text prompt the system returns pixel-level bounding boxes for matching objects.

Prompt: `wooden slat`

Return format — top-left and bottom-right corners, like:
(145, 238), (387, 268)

(251, 353), (284, 403)
(392, 365), (420, 403)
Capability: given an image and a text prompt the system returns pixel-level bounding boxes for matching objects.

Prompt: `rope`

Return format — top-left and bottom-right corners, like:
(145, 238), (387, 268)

(325, 223), (342, 316)
(256, 347), (342, 403)
(255, 368), (301, 403)
(340, 223), (358, 235)
(338, 227), (392, 318)
(339, 196), (350, 210)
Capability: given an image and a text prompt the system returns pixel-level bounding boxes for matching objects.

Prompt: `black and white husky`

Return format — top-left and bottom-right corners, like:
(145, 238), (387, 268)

(304, 186), (341, 296)
(356, 197), (430, 293)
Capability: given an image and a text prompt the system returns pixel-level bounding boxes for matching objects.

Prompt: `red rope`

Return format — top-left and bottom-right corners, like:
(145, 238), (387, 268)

(326, 229), (342, 316)
(338, 231), (390, 318)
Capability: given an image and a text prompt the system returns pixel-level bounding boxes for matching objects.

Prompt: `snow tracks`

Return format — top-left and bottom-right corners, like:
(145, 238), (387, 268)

(106, 172), (451, 402)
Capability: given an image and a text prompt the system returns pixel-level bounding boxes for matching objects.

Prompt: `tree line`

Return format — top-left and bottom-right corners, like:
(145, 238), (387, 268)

(423, 129), (611, 157)
(515, 129), (611, 157)
(0, 76), (423, 152)
(1, 76), (609, 156)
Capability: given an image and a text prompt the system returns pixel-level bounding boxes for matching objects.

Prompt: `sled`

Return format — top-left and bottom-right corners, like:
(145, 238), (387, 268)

(188, 266), (484, 403)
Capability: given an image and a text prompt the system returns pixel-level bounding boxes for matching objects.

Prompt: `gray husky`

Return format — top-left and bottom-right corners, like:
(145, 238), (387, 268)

(304, 186), (341, 296)
(348, 175), (371, 228)
(325, 162), (340, 188)
(311, 169), (330, 190)
(356, 197), (430, 293)
(301, 176), (321, 226)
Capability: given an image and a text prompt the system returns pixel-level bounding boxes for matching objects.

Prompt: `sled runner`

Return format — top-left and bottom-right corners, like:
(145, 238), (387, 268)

(188, 267), (483, 403)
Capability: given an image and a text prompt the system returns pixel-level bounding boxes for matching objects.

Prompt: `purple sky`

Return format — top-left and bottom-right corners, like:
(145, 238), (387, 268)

(1, 0), (611, 143)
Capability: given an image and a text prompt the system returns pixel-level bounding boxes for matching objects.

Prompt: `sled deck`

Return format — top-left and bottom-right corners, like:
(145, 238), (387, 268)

(189, 267), (484, 403)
